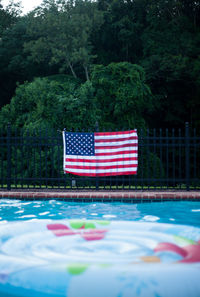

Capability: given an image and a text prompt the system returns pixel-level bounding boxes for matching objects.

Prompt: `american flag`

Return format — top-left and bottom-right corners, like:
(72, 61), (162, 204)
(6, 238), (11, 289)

(62, 130), (138, 176)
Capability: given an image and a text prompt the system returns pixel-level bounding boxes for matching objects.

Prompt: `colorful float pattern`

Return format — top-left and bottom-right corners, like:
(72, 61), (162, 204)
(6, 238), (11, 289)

(0, 220), (200, 297)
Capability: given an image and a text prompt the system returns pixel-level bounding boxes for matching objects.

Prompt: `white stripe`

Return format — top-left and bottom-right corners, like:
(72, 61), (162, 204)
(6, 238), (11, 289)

(95, 132), (137, 140)
(65, 167), (137, 174)
(65, 153), (138, 160)
(95, 139), (138, 146)
(65, 160), (138, 166)
(95, 147), (138, 153)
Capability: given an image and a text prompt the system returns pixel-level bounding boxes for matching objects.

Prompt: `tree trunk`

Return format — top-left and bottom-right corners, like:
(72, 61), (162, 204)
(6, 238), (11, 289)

(69, 62), (77, 79)
(84, 65), (90, 81)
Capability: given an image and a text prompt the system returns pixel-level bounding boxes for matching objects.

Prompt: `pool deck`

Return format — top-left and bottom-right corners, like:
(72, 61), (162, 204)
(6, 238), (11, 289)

(0, 190), (200, 202)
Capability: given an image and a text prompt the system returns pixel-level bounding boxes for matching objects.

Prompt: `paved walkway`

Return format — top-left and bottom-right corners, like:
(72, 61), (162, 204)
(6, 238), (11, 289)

(0, 190), (200, 202)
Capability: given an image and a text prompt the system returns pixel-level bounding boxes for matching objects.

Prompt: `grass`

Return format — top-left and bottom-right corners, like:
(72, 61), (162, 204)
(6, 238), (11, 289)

(1, 184), (200, 190)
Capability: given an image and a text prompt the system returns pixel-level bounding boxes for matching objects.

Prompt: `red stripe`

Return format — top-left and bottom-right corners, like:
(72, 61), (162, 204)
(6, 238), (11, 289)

(95, 130), (136, 136)
(64, 170), (137, 177)
(95, 136), (138, 143)
(95, 143), (136, 150)
(66, 157), (138, 163)
(65, 164), (137, 170)
(95, 150), (138, 156)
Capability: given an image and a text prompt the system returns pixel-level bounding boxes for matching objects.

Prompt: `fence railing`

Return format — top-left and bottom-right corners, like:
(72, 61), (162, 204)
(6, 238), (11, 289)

(0, 123), (199, 191)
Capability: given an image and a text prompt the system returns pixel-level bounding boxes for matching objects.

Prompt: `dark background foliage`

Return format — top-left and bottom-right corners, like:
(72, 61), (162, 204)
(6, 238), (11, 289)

(0, 0), (200, 130)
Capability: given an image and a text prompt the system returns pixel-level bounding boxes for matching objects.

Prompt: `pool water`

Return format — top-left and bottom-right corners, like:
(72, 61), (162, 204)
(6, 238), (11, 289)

(0, 199), (200, 297)
(0, 199), (200, 227)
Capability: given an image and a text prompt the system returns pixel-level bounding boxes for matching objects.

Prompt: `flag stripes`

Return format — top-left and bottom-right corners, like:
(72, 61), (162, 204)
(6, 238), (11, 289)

(65, 157), (137, 163)
(94, 150), (137, 156)
(95, 136), (137, 143)
(66, 164), (137, 170)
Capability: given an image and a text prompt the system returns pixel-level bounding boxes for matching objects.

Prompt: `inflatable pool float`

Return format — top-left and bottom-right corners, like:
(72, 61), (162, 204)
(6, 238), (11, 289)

(0, 220), (200, 297)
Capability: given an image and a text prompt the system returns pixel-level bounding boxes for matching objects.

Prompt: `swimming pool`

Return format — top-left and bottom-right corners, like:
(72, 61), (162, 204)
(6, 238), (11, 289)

(0, 199), (200, 297)
(0, 199), (200, 226)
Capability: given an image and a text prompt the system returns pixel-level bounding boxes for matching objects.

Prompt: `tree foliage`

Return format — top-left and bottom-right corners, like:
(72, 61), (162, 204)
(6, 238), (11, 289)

(0, 75), (98, 131)
(0, 63), (151, 131)
(24, 0), (103, 80)
(91, 62), (152, 129)
(0, 0), (22, 37)
(0, 0), (200, 129)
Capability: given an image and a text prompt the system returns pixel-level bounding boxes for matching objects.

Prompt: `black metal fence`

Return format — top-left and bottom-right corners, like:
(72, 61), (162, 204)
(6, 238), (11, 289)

(0, 123), (199, 191)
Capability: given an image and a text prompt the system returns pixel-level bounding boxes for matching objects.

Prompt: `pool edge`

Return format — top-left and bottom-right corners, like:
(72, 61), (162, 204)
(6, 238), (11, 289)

(0, 190), (200, 202)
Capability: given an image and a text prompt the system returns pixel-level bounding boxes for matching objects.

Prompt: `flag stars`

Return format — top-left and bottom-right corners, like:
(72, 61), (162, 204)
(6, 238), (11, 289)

(65, 132), (95, 156)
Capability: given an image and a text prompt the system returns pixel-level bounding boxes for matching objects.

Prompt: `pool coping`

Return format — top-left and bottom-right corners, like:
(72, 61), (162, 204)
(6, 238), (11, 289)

(0, 190), (200, 202)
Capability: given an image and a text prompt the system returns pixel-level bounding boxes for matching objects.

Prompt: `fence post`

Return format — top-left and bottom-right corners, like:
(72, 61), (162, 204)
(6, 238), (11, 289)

(185, 122), (190, 191)
(95, 121), (99, 190)
(7, 123), (11, 191)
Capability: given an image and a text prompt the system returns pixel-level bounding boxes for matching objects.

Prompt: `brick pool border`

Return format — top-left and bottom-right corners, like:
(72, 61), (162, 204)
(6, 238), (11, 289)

(0, 190), (200, 202)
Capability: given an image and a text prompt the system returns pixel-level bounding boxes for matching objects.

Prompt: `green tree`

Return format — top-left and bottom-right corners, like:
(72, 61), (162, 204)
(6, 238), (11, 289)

(94, 0), (146, 65)
(24, 0), (103, 80)
(0, 16), (54, 109)
(1, 0), (200, 131)
(0, 74), (98, 131)
(0, 0), (22, 37)
(0, 62), (152, 131)
(0, 1), (25, 108)
(140, 0), (200, 128)
(91, 62), (153, 130)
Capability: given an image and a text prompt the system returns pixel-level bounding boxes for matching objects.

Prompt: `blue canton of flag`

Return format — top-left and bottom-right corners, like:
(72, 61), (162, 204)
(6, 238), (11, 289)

(65, 132), (95, 156)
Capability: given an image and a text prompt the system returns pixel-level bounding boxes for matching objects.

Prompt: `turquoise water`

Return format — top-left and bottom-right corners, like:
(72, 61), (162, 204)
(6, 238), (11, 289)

(0, 199), (200, 227)
(0, 199), (200, 297)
